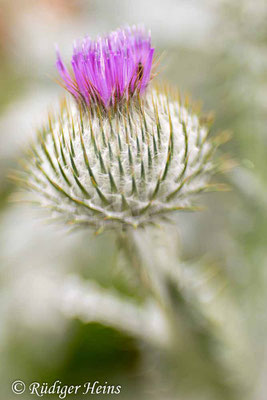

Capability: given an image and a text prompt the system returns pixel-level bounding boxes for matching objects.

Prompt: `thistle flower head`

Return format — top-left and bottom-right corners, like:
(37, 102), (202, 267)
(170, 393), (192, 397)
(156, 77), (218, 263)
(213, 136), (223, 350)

(56, 25), (154, 109)
(19, 26), (221, 232)
(21, 87), (218, 231)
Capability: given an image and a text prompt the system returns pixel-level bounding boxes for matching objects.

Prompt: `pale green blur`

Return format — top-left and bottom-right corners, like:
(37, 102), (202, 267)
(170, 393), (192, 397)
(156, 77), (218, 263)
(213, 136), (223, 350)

(0, 1), (266, 399)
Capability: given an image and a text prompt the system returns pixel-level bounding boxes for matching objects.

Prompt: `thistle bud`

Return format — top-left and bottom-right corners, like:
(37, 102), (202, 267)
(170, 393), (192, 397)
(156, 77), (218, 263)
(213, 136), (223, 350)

(20, 26), (218, 231)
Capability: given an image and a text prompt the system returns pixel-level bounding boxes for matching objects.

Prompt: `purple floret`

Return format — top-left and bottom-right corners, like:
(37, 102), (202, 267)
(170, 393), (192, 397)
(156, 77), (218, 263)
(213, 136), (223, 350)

(56, 26), (154, 109)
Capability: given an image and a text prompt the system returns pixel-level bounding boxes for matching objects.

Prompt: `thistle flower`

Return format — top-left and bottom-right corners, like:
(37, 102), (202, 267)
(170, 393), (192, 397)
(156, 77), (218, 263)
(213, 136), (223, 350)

(19, 26), (220, 232)
(56, 25), (154, 109)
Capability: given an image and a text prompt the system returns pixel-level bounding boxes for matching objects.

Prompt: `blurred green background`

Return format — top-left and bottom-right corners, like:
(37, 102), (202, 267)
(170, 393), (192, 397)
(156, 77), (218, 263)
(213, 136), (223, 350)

(0, 0), (267, 399)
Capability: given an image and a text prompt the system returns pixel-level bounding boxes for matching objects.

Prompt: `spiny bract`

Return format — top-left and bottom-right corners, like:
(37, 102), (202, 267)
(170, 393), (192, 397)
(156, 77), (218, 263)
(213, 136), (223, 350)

(21, 87), (218, 231)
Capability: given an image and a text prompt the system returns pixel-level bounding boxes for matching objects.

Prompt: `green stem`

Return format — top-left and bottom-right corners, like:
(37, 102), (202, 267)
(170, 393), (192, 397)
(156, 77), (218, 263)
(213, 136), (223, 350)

(117, 229), (169, 314)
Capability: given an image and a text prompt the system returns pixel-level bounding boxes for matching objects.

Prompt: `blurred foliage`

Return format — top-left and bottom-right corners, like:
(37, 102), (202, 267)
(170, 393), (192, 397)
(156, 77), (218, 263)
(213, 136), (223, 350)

(1, 1), (267, 400)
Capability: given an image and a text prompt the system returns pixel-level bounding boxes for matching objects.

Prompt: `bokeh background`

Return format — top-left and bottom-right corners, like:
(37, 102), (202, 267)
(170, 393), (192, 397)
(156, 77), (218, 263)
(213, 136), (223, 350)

(0, 0), (267, 399)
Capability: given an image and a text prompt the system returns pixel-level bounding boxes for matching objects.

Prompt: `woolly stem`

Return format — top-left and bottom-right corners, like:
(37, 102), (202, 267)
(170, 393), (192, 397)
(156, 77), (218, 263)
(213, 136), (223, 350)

(117, 228), (238, 400)
(117, 229), (172, 320)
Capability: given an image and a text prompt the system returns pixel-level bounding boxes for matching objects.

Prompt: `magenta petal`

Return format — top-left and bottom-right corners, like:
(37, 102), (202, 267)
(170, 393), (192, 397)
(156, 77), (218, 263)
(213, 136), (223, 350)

(55, 26), (154, 108)
(56, 48), (78, 99)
